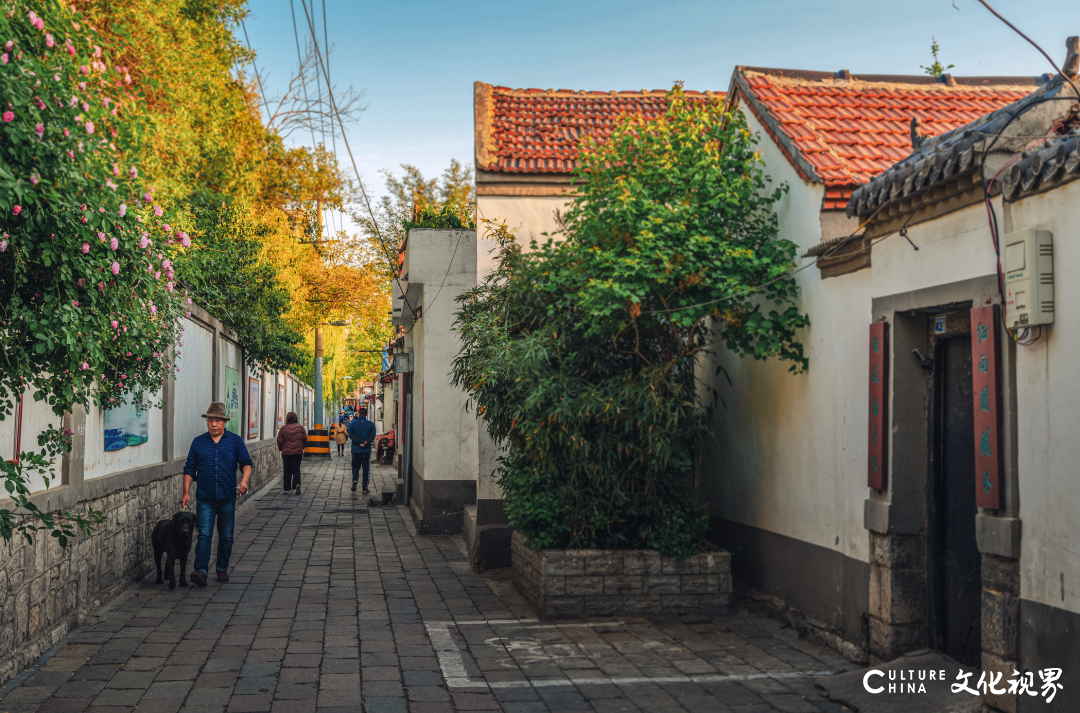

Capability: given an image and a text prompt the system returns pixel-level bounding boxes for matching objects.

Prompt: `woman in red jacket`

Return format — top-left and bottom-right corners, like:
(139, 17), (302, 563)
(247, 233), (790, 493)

(276, 412), (307, 495)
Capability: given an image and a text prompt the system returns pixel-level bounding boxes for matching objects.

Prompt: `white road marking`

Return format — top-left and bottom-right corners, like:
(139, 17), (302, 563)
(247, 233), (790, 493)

(424, 619), (840, 690)
(481, 670), (838, 690)
(426, 623), (472, 687)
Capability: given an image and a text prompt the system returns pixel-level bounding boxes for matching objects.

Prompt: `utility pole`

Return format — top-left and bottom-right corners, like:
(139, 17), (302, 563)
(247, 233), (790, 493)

(313, 197), (325, 429)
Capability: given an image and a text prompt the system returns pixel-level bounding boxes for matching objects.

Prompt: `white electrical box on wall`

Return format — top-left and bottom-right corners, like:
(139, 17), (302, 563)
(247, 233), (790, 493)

(1003, 228), (1054, 330)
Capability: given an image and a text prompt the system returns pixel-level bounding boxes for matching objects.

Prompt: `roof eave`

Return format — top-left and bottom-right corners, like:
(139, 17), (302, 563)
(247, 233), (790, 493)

(730, 68), (825, 186)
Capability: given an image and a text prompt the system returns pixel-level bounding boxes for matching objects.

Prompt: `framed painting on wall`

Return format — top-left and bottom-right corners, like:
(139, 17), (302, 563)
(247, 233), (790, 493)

(224, 366), (240, 435)
(276, 383), (285, 430)
(104, 397), (150, 452)
(247, 376), (260, 440)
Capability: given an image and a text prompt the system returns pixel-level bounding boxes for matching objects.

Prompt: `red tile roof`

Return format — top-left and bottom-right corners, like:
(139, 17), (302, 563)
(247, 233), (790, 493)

(474, 83), (725, 174)
(729, 68), (1043, 208)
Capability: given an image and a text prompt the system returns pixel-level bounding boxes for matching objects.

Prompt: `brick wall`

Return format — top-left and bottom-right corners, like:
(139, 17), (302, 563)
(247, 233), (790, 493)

(511, 532), (732, 619)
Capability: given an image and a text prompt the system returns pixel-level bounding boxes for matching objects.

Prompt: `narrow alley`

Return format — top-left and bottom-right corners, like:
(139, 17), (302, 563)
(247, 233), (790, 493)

(0, 458), (850, 713)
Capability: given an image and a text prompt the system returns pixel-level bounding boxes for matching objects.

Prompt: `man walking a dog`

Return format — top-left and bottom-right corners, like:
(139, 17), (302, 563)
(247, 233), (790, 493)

(181, 402), (252, 587)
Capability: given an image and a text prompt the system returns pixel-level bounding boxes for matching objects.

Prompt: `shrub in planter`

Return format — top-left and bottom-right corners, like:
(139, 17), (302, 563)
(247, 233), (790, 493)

(453, 86), (808, 559)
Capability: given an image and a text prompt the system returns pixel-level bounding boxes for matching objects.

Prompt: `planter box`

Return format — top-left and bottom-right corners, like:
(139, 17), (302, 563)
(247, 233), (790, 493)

(511, 531), (733, 619)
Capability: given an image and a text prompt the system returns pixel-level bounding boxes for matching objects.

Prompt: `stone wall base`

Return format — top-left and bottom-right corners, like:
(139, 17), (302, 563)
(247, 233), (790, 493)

(0, 442), (279, 684)
(511, 531), (732, 619)
(736, 583), (869, 665)
(464, 505), (511, 572)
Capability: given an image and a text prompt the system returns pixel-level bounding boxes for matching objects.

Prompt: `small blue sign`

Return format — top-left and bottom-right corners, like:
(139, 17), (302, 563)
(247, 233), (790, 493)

(934, 316), (946, 334)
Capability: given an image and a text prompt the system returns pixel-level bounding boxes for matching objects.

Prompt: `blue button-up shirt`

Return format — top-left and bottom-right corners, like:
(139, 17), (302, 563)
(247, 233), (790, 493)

(347, 418), (376, 453)
(183, 430), (253, 501)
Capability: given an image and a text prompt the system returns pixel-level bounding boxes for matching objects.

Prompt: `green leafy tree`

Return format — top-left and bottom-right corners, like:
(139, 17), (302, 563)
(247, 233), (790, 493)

(452, 87), (808, 557)
(351, 160), (475, 277)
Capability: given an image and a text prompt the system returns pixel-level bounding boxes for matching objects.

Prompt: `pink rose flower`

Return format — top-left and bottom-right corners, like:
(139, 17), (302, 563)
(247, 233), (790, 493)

(154, 271), (160, 280)
(79, 65), (88, 75)
(1, 111), (12, 122)
(45, 33), (53, 47)
(110, 261), (119, 275)
(153, 205), (163, 217)
(1, 54), (7, 65)
(72, 300), (78, 307)
(34, 123), (44, 138)
(30, 173), (38, 185)
(150, 305), (157, 315)
(3, 42), (11, 51)
(162, 259), (171, 270)
(143, 192), (152, 203)
(111, 164), (119, 176)
(27, 11), (37, 23)
(85, 121), (94, 134)
(166, 281), (173, 292)
(109, 237), (117, 250)
(181, 234), (190, 248)
(12, 205), (21, 215)
(34, 18), (44, 30)
(0, 240), (7, 252)
(81, 242), (89, 253)
(111, 320), (118, 328)
(81, 362), (89, 370)
(118, 203), (127, 217)
(129, 166), (137, 179)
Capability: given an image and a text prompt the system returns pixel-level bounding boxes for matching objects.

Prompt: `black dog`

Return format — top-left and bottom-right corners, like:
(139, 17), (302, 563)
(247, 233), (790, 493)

(152, 512), (198, 590)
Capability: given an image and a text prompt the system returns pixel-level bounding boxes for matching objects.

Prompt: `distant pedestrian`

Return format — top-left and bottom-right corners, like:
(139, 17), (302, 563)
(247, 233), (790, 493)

(347, 407), (376, 493)
(181, 402), (252, 587)
(277, 412), (307, 495)
(331, 419), (348, 457)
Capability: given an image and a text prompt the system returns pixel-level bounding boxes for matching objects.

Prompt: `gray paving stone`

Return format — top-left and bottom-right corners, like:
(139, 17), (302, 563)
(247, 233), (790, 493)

(0, 458), (848, 713)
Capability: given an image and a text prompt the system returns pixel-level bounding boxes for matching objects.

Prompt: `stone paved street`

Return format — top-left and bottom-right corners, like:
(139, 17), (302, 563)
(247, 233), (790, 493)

(0, 457), (853, 713)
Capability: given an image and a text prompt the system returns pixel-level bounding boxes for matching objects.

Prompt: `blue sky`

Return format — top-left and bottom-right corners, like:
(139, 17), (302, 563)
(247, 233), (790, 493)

(242, 0), (1071, 201)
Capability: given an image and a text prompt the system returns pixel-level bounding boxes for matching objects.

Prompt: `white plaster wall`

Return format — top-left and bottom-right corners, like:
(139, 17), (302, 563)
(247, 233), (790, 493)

(1003, 181), (1080, 615)
(173, 318), (214, 460)
(17, 394), (63, 493)
(871, 200), (1000, 299)
(0, 396), (18, 462)
(476, 196), (569, 281)
(407, 229), (479, 484)
(84, 401), (163, 480)
(699, 109), (872, 566)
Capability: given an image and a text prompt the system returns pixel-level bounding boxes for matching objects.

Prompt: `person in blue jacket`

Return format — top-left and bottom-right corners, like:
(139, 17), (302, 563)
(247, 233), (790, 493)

(346, 407), (376, 493)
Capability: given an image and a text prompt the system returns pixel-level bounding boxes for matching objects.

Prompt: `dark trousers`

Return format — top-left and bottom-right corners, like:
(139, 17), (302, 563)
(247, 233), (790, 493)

(336, 442), (345, 456)
(351, 452), (371, 489)
(282, 454), (302, 490)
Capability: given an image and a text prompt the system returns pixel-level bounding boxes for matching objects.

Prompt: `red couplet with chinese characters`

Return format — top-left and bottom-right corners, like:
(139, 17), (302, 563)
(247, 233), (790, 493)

(970, 304), (1003, 509)
(868, 322), (888, 489)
